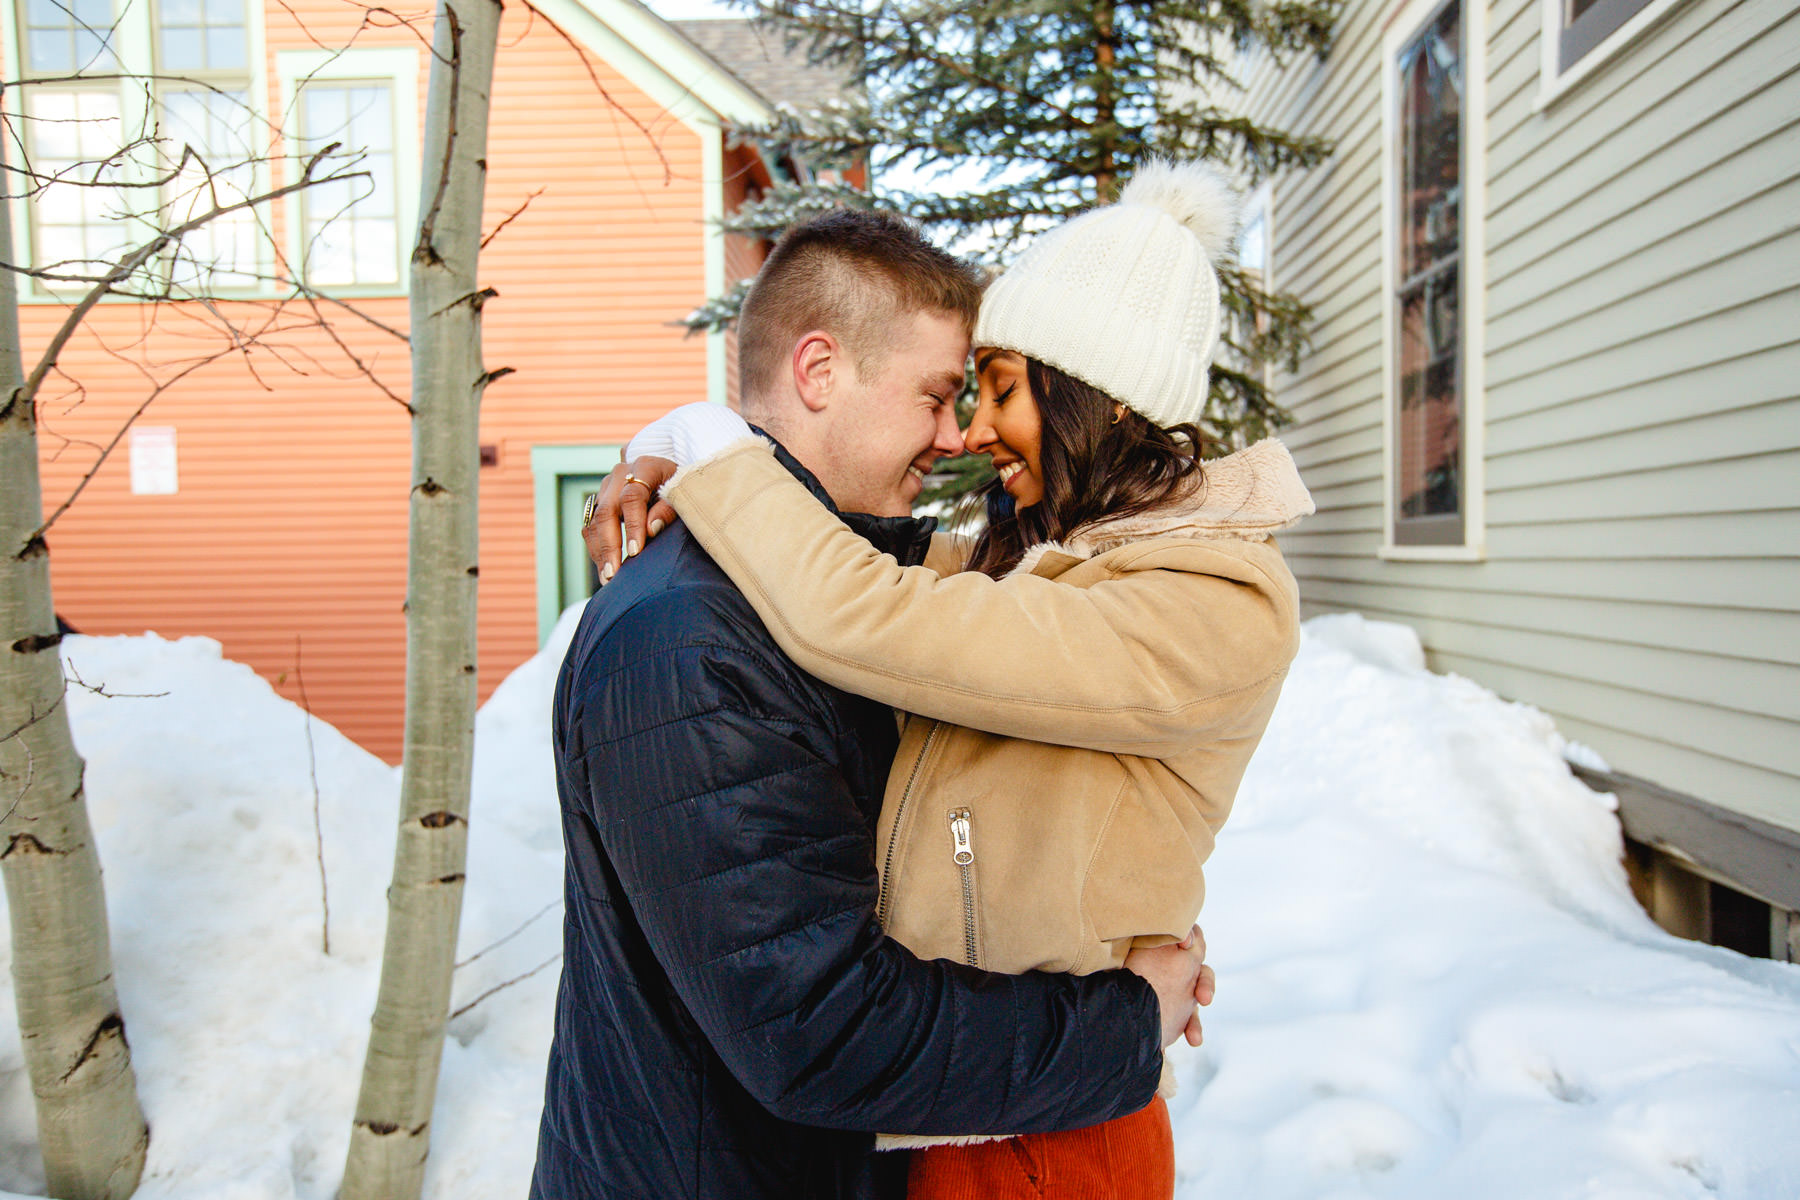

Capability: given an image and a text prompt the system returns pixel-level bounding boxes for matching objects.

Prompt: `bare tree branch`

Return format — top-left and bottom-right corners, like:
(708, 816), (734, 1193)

(10, 145), (353, 411)
(454, 899), (561, 971)
(480, 186), (545, 250)
(449, 953), (561, 1021)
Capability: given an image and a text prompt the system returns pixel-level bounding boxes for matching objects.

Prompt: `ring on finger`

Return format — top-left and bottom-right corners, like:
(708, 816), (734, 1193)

(581, 493), (601, 528)
(622, 472), (656, 499)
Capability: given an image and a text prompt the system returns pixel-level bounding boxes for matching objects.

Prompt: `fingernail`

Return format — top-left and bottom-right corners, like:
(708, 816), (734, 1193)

(626, 540), (639, 558)
(648, 519), (665, 537)
(600, 562), (614, 584)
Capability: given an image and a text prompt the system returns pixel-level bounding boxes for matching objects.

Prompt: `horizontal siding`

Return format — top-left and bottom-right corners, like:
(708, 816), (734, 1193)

(1485, 340), (1800, 452)
(1231, 0), (1800, 833)
(28, 0), (715, 762)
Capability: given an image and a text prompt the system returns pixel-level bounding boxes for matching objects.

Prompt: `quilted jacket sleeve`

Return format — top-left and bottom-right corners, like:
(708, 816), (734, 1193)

(572, 588), (1164, 1135)
(664, 439), (1300, 756)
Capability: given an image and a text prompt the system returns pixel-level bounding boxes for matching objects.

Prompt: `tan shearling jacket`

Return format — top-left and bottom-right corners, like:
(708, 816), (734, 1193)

(662, 437), (1313, 1137)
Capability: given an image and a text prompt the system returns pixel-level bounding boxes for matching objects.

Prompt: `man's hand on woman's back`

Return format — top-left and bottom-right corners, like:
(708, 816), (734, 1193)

(1125, 925), (1216, 1048)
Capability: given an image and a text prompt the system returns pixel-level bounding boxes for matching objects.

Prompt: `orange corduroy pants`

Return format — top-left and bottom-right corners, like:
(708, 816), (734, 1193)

(906, 1096), (1175, 1200)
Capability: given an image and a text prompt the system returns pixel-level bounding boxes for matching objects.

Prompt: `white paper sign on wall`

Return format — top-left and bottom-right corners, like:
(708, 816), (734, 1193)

(130, 426), (179, 495)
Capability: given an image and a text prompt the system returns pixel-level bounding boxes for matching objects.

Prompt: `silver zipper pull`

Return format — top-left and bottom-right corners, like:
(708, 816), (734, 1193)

(948, 808), (974, 865)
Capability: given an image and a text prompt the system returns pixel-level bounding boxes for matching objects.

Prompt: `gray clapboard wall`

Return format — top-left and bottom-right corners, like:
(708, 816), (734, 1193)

(1228, 0), (1800, 832)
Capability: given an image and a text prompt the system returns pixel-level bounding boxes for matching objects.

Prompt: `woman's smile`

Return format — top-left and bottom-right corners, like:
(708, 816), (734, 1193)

(969, 348), (1045, 507)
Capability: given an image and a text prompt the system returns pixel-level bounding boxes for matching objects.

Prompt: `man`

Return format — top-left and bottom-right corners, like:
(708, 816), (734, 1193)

(532, 210), (1205, 1200)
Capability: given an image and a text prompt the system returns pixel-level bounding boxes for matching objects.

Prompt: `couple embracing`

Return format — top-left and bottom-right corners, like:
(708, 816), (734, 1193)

(531, 160), (1314, 1200)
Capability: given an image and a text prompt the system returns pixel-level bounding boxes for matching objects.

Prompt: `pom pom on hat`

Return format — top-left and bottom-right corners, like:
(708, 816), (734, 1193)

(1117, 159), (1240, 263)
(972, 159), (1244, 429)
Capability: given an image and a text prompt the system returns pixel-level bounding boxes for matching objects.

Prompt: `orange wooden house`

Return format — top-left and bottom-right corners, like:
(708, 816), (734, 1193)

(8, 1), (848, 760)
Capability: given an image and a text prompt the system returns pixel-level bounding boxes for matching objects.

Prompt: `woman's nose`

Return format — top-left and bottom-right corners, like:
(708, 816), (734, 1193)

(964, 415), (995, 455)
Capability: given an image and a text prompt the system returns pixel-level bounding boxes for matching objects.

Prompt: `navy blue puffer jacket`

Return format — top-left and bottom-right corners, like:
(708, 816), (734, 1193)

(530, 445), (1164, 1200)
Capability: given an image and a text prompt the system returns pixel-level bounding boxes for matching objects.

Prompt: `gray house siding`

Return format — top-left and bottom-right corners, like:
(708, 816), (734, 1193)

(1231, 0), (1800, 831)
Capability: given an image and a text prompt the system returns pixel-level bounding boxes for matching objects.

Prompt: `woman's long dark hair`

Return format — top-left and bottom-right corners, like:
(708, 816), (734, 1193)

(963, 358), (1206, 580)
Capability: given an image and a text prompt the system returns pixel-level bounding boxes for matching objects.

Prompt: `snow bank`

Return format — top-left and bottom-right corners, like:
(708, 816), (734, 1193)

(1, 612), (1796, 1197)
(1167, 615), (1800, 1199)
(0, 609), (581, 1198)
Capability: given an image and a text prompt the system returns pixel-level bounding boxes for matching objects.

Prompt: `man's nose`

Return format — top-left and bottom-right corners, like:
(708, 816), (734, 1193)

(933, 402), (964, 456)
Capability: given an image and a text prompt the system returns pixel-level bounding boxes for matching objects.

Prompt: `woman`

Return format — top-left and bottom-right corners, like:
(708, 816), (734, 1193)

(590, 161), (1312, 1197)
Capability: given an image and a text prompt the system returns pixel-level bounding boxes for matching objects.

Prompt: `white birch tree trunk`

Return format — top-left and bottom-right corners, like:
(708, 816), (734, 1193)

(339, 2), (502, 1196)
(0, 135), (150, 1200)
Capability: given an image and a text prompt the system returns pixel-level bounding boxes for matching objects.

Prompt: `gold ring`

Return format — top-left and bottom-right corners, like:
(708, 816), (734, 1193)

(581, 493), (600, 528)
(623, 472), (656, 499)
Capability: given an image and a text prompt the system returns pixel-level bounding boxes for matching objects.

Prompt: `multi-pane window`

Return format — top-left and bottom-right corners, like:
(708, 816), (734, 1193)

(160, 88), (260, 287)
(157, 0), (248, 72)
(155, 0), (256, 286)
(16, 0), (129, 277)
(1393, 0), (1465, 546)
(21, 0), (117, 72)
(23, 88), (132, 273)
(293, 82), (402, 287)
(12, 0), (260, 288)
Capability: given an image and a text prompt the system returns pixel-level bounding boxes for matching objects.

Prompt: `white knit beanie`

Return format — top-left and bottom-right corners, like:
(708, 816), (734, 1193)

(972, 160), (1240, 428)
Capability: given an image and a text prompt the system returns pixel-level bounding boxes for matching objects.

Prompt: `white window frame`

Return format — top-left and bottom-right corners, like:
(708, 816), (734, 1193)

(1534, 0), (1694, 110)
(1, 0), (272, 301)
(275, 47), (419, 298)
(1379, 0), (1487, 563)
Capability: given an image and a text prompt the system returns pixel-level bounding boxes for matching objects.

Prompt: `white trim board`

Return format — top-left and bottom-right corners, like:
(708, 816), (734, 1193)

(1535, 0), (1698, 111)
(1378, 0), (1488, 563)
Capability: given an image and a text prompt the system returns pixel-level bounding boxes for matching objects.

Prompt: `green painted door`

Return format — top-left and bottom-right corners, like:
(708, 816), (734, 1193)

(558, 473), (608, 614)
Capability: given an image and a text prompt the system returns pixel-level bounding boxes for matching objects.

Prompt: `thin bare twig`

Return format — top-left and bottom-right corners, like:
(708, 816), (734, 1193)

(275, 276), (410, 344)
(454, 899), (560, 970)
(27, 341), (242, 545)
(480, 186), (545, 250)
(62, 658), (169, 701)
(13, 144), (350, 410)
(449, 953), (562, 1021)
(294, 286), (412, 412)
(521, 0), (670, 184)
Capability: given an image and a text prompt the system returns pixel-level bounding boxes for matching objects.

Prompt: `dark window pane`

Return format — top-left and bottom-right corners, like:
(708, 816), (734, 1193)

(1394, 1), (1464, 539)
(1398, 1), (1461, 283)
(1560, 0), (1656, 73)
(1397, 267), (1461, 521)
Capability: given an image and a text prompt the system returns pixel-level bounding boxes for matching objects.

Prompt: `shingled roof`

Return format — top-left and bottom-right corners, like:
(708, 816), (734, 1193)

(671, 18), (858, 112)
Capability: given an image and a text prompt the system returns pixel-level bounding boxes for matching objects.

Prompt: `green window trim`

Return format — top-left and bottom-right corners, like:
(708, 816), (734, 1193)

(531, 443), (621, 645)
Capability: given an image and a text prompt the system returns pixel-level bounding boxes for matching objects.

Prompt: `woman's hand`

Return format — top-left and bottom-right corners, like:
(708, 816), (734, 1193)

(582, 455), (679, 584)
(1124, 925), (1216, 1049)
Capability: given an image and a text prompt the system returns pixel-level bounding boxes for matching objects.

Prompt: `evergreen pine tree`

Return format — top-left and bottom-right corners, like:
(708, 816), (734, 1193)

(691, 0), (1339, 498)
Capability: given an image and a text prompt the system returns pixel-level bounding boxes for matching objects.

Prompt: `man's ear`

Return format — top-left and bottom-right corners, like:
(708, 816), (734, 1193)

(792, 330), (840, 413)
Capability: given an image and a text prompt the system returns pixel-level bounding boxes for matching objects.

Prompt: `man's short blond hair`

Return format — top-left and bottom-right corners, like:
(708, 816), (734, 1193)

(736, 209), (983, 403)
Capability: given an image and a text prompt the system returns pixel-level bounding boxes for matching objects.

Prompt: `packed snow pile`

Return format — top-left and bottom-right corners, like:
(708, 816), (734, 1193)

(2, 613), (1797, 1198)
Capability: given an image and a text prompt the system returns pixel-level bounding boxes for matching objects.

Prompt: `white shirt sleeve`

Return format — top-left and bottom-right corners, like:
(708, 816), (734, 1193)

(625, 402), (758, 467)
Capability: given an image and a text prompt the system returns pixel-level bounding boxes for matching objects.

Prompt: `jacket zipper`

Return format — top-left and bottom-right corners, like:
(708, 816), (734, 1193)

(876, 721), (940, 926)
(948, 807), (978, 967)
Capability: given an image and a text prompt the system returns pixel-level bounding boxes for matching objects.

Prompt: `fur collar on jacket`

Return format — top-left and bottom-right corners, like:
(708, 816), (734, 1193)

(1009, 438), (1314, 578)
